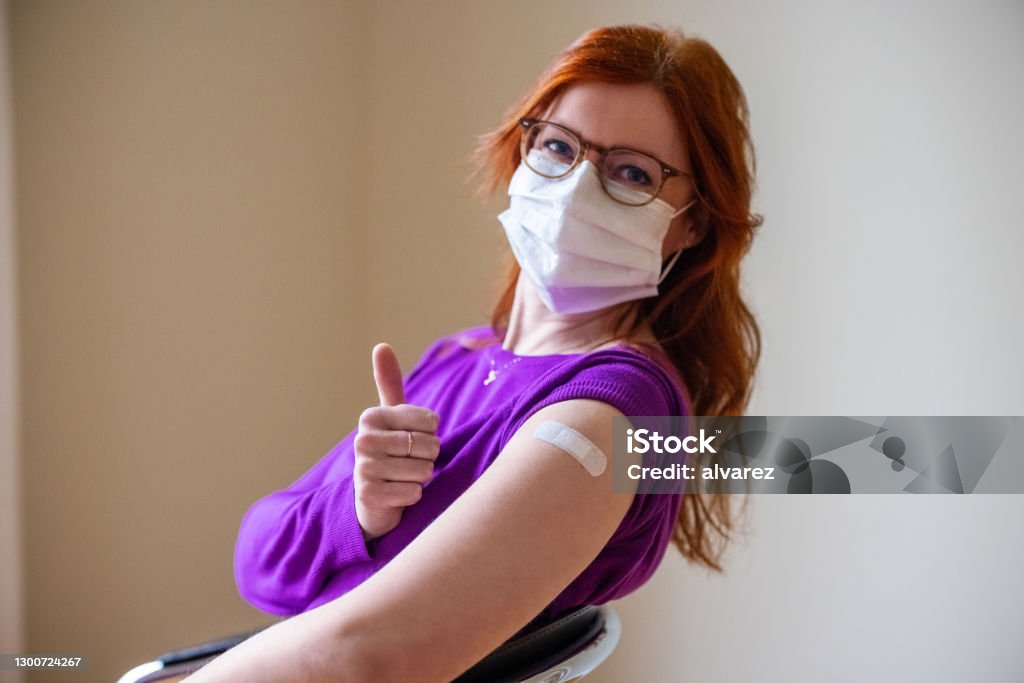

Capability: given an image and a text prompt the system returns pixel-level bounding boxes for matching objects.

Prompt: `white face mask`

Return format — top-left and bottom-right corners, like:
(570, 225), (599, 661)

(497, 154), (695, 315)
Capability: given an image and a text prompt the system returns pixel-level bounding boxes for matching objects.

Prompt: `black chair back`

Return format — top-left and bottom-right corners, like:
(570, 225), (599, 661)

(452, 606), (604, 682)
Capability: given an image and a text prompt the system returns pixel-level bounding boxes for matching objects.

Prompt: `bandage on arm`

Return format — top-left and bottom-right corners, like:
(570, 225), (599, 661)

(533, 420), (607, 476)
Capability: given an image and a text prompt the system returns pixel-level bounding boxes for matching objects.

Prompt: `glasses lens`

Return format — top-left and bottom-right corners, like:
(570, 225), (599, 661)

(601, 150), (665, 205)
(522, 122), (579, 177)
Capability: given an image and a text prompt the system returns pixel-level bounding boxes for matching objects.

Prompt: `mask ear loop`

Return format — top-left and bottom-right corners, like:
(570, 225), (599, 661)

(657, 249), (684, 285)
(657, 198), (698, 285)
(670, 197), (697, 220)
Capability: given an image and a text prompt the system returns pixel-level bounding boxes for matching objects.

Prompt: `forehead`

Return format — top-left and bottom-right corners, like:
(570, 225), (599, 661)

(541, 81), (688, 169)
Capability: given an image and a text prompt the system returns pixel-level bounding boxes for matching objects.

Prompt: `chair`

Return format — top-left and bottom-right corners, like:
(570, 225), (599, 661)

(117, 604), (621, 683)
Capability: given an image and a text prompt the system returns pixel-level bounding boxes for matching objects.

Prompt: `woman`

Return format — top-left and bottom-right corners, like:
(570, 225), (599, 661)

(186, 23), (760, 683)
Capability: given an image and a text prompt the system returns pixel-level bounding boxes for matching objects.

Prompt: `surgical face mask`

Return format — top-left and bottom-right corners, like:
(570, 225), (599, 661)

(497, 154), (695, 315)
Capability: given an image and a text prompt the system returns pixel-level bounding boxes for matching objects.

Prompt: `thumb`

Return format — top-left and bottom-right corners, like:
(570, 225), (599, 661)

(372, 343), (405, 407)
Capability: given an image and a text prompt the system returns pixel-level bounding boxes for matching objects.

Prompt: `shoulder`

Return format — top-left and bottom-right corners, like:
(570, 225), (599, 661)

(549, 344), (689, 417)
(498, 343), (690, 450)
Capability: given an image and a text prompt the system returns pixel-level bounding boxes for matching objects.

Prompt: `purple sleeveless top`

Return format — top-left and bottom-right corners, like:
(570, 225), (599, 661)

(234, 325), (690, 624)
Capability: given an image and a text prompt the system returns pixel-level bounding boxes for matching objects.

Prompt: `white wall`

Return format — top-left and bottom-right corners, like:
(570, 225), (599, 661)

(0, 0), (25, 681)
(365, 2), (1024, 681)
(563, 2), (1024, 681)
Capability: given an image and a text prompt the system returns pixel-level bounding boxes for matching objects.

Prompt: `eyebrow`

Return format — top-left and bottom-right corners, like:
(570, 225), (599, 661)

(546, 118), (689, 173)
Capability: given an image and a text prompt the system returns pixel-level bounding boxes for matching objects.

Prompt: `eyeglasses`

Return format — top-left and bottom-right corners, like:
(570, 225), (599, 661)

(518, 118), (694, 207)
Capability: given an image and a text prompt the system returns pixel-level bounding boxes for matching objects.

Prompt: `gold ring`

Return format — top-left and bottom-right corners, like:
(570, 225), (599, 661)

(406, 430), (413, 456)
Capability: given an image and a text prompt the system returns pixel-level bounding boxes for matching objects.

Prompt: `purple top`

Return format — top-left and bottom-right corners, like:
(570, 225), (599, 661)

(234, 325), (690, 624)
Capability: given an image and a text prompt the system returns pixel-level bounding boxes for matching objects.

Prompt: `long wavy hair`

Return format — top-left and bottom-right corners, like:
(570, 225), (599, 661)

(474, 25), (762, 572)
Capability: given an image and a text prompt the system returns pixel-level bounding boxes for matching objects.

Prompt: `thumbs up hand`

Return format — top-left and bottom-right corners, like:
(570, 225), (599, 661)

(353, 343), (441, 540)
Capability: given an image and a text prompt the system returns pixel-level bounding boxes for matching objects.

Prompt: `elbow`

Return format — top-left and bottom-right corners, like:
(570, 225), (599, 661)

(325, 617), (451, 683)
(233, 574), (302, 617)
(320, 622), (396, 683)
(233, 533), (308, 616)
(232, 501), (324, 614)
(233, 560), (308, 616)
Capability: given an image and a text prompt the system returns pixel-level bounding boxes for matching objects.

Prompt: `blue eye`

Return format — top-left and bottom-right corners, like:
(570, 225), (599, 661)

(617, 165), (653, 187)
(542, 138), (576, 161)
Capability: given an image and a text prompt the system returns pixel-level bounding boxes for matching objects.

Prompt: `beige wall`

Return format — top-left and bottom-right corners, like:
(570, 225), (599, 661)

(11, 2), (375, 681)
(1, 1), (25, 682)
(9, 1), (1024, 683)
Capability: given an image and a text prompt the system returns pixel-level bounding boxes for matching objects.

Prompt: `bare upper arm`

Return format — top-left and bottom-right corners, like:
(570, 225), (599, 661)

(318, 398), (638, 682)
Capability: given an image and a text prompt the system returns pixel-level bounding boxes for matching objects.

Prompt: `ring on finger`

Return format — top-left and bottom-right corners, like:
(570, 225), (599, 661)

(406, 430), (413, 456)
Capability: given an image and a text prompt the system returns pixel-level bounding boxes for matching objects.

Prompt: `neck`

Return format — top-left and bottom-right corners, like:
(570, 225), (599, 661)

(501, 275), (656, 355)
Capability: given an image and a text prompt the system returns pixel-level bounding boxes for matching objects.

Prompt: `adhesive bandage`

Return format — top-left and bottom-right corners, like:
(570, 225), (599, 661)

(533, 420), (607, 477)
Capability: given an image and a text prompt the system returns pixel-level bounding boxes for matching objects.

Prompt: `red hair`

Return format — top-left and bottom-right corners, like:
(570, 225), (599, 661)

(475, 25), (761, 571)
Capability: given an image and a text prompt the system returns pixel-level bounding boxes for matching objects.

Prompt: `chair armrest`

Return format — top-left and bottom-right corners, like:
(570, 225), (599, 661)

(156, 629), (266, 667)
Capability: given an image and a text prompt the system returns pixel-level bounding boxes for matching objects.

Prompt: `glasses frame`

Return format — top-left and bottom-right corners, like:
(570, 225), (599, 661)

(518, 117), (695, 207)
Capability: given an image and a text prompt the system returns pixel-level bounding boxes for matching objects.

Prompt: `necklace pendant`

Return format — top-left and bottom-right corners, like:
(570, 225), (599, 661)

(483, 355), (522, 387)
